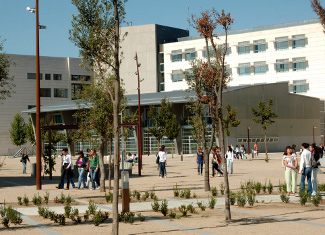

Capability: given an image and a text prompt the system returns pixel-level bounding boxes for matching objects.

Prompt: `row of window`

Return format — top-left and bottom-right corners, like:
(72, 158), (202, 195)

(27, 74), (91, 81)
(40, 88), (68, 98)
(170, 34), (307, 62)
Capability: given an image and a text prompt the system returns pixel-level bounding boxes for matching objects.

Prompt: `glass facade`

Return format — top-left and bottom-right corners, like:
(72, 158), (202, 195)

(171, 49), (182, 62)
(185, 48), (196, 61)
(253, 39), (266, 53)
(276, 59), (289, 72)
(292, 34), (306, 48)
(275, 36), (289, 50)
(171, 70), (184, 82)
(293, 80), (308, 93)
(238, 63), (251, 76)
(293, 57), (307, 71)
(238, 41), (250, 55)
(254, 61), (267, 74)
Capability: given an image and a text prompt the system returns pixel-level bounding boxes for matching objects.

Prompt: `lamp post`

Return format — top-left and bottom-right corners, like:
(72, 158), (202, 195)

(313, 126), (316, 144)
(247, 127), (250, 155)
(27, 1), (46, 190)
(135, 53), (143, 176)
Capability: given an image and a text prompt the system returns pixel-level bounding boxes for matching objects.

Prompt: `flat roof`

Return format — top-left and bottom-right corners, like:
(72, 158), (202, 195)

(178, 18), (320, 42)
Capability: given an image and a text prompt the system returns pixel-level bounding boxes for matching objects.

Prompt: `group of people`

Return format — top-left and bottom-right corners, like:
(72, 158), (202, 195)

(56, 148), (100, 190)
(283, 143), (322, 196)
(126, 153), (138, 163)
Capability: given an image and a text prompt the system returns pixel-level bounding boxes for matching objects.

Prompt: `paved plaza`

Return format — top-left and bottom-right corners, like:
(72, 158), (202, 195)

(0, 153), (324, 234)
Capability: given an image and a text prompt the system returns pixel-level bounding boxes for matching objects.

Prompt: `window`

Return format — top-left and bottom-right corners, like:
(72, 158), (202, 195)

(238, 63), (251, 76)
(171, 49), (182, 62)
(276, 59), (289, 72)
(53, 74), (62, 80)
(45, 74), (51, 80)
(53, 114), (63, 124)
(293, 57), (307, 71)
(254, 61), (267, 74)
(203, 46), (215, 58)
(27, 73), (43, 80)
(292, 34), (306, 48)
(71, 75), (91, 81)
(71, 83), (85, 99)
(293, 80), (308, 93)
(185, 48), (196, 61)
(218, 43), (230, 56)
(40, 88), (51, 97)
(171, 70), (184, 82)
(185, 69), (194, 80)
(275, 36), (289, 50)
(238, 41), (250, 55)
(54, 88), (68, 98)
(253, 39), (266, 53)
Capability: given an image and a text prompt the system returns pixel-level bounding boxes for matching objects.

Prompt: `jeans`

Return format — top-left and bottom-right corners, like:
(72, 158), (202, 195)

(90, 167), (97, 189)
(159, 162), (166, 177)
(300, 167), (312, 195)
(212, 162), (223, 177)
(197, 163), (203, 174)
(77, 168), (86, 188)
(285, 169), (297, 193)
(311, 168), (318, 195)
(22, 162), (26, 174)
(227, 159), (233, 174)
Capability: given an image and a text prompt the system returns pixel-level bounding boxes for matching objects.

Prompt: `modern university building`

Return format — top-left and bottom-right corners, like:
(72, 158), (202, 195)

(3, 18), (325, 155)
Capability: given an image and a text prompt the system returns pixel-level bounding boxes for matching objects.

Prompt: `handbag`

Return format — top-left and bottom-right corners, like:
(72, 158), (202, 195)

(311, 155), (318, 168)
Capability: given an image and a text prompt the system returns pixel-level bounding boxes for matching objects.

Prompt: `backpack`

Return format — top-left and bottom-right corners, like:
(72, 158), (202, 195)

(217, 154), (222, 164)
(156, 152), (160, 164)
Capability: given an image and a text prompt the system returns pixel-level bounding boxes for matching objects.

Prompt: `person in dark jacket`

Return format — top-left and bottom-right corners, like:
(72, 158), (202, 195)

(21, 151), (30, 174)
(76, 151), (88, 189)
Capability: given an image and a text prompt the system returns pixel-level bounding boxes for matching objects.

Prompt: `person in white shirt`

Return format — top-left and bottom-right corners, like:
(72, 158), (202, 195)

(299, 143), (312, 195)
(158, 145), (167, 178)
(226, 146), (234, 174)
(56, 148), (72, 190)
(283, 146), (298, 196)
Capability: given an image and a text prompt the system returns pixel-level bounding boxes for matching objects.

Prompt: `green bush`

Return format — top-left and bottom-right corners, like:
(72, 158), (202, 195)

(311, 193), (322, 207)
(184, 189), (191, 199)
(318, 183), (325, 191)
(173, 183), (180, 197)
(178, 205), (188, 216)
(160, 199), (168, 216)
(23, 195), (29, 206)
(267, 180), (273, 194)
(179, 190), (185, 198)
(169, 209), (176, 219)
(59, 193), (66, 204)
(144, 191), (150, 199)
(220, 182), (225, 195)
(1, 205), (23, 227)
(88, 199), (97, 215)
(64, 205), (72, 218)
(197, 201), (206, 211)
(137, 213), (146, 222)
(93, 210), (109, 226)
(105, 191), (113, 203)
(236, 192), (246, 207)
(44, 191), (50, 205)
(151, 199), (160, 212)
(210, 187), (218, 197)
(208, 197), (216, 209)
(187, 204), (196, 214)
(17, 197), (22, 205)
(262, 182), (267, 193)
(32, 193), (42, 206)
(299, 190), (308, 205)
(229, 191), (236, 205)
(65, 195), (72, 205)
(280, 193), (290, 203)
(254, 182), (262, 194)
(247, 191), (256, 206)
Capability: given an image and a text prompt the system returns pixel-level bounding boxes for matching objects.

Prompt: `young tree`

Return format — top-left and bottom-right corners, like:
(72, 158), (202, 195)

(10, 113), (26, 148)
(164, 111), (180, 158)
(70, 1), (126, 233)
(25, 117), (35, 144)
(311, 0), (325, 32)
(223, 104), (240, 146)
(0, 38), (15, 102)
(251, 98), (278, 162)
(189, 9), (234, 220)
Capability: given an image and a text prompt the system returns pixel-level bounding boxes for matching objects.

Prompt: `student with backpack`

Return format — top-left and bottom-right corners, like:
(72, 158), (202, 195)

(158, 145), (167, 178)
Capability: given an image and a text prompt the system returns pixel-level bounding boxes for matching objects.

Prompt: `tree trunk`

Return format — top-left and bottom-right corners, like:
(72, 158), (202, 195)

(108, 137), (112, 190)
(226, 136), (229, 147)
(157, 139), (160, 152)
(112, 1), (120, 234)
(264, 130), (268, 162)
(199, 113), (210, 191)
(99, 140), (106, 192)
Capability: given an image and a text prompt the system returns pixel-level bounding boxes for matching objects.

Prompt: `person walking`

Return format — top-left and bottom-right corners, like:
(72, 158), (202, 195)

(299, 143), (312, 195)
(319, 143), (324, 158)
(283, 146), (298, 196)
(196, 147), (205, 175)
(210, 147), (223, 178)
(310, 143), (320, 196)
(240, 145), (247, 159)
(21, 151), (30, 174)
(89, 149), (100, 190)
(226, 146), (234, 174)
(254, 142), (258, 157)
(76, 151), (87, 189)
(158, 145), (167, 178)
(235, 145), (240, 159)
(56, 148), (72, 190)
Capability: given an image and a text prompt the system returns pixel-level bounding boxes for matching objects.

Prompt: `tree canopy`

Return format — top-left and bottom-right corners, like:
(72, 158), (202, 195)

(0, 38), (15, 102)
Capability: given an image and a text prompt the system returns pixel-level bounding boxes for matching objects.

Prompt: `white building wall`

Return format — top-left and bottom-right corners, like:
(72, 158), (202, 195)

(163, 19), (325, 100)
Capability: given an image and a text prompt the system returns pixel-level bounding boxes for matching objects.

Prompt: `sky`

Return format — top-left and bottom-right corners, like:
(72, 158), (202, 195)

(0, 0), (320, 58)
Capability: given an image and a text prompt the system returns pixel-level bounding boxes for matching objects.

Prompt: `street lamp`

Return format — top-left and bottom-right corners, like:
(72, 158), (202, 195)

(27, 0), (46, 189)
(313, 126), (316, 144)
(135, 53), (144, 176)
(247, 127), (251, 155)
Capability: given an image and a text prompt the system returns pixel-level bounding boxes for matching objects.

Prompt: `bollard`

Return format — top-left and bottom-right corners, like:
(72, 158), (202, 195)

(252, 149), (254, 158)
(121, 171), (130, 212)
(31, 163), (36, 178)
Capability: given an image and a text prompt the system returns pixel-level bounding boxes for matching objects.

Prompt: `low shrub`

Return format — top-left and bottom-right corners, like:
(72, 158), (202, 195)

(197, 201), (206, 211)
(151, 199), (160, 212)
(267, 180), (273, 194)
(280, 193), (290, 203)
(254, 182), (262, 194)
(220, 182), (225, 195)
(17, 197), (22, 206)
(184, 189), (191, 199)
(187, 204), (196, 214)
(44, 191), (50, 205)
(299, 190), (308, 206)
(173, 183), (180, 197)
(208, 197), (216, 209)
(137, 213), (145, 222)
(247, 191), (256, 206)
(236, 192), (246, 207)
(32, 193), (42, 206)
(160, 199), (168, 216)
(23, 195), (29, 206)
(311, 193), (322, 207)
(262, 182), (267, 193)
(64, 205), (72, 218)
(169, 209), (176, 219)
(105, 191), (113, 203)
(178, 205), (188, 216)
(210, 187), (218, 197)
(229, 191), (236, 205)
(88, 199), (97, 215)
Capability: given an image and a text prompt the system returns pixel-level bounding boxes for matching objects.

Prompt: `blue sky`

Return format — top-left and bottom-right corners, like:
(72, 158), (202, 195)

(0, 0), (319, 58)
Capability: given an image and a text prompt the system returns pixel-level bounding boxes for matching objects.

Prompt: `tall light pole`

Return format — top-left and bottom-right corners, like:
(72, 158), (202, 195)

(247, 127), (250, 155)
(27, 1), (46, 190)
(135, 53), (143, 176)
